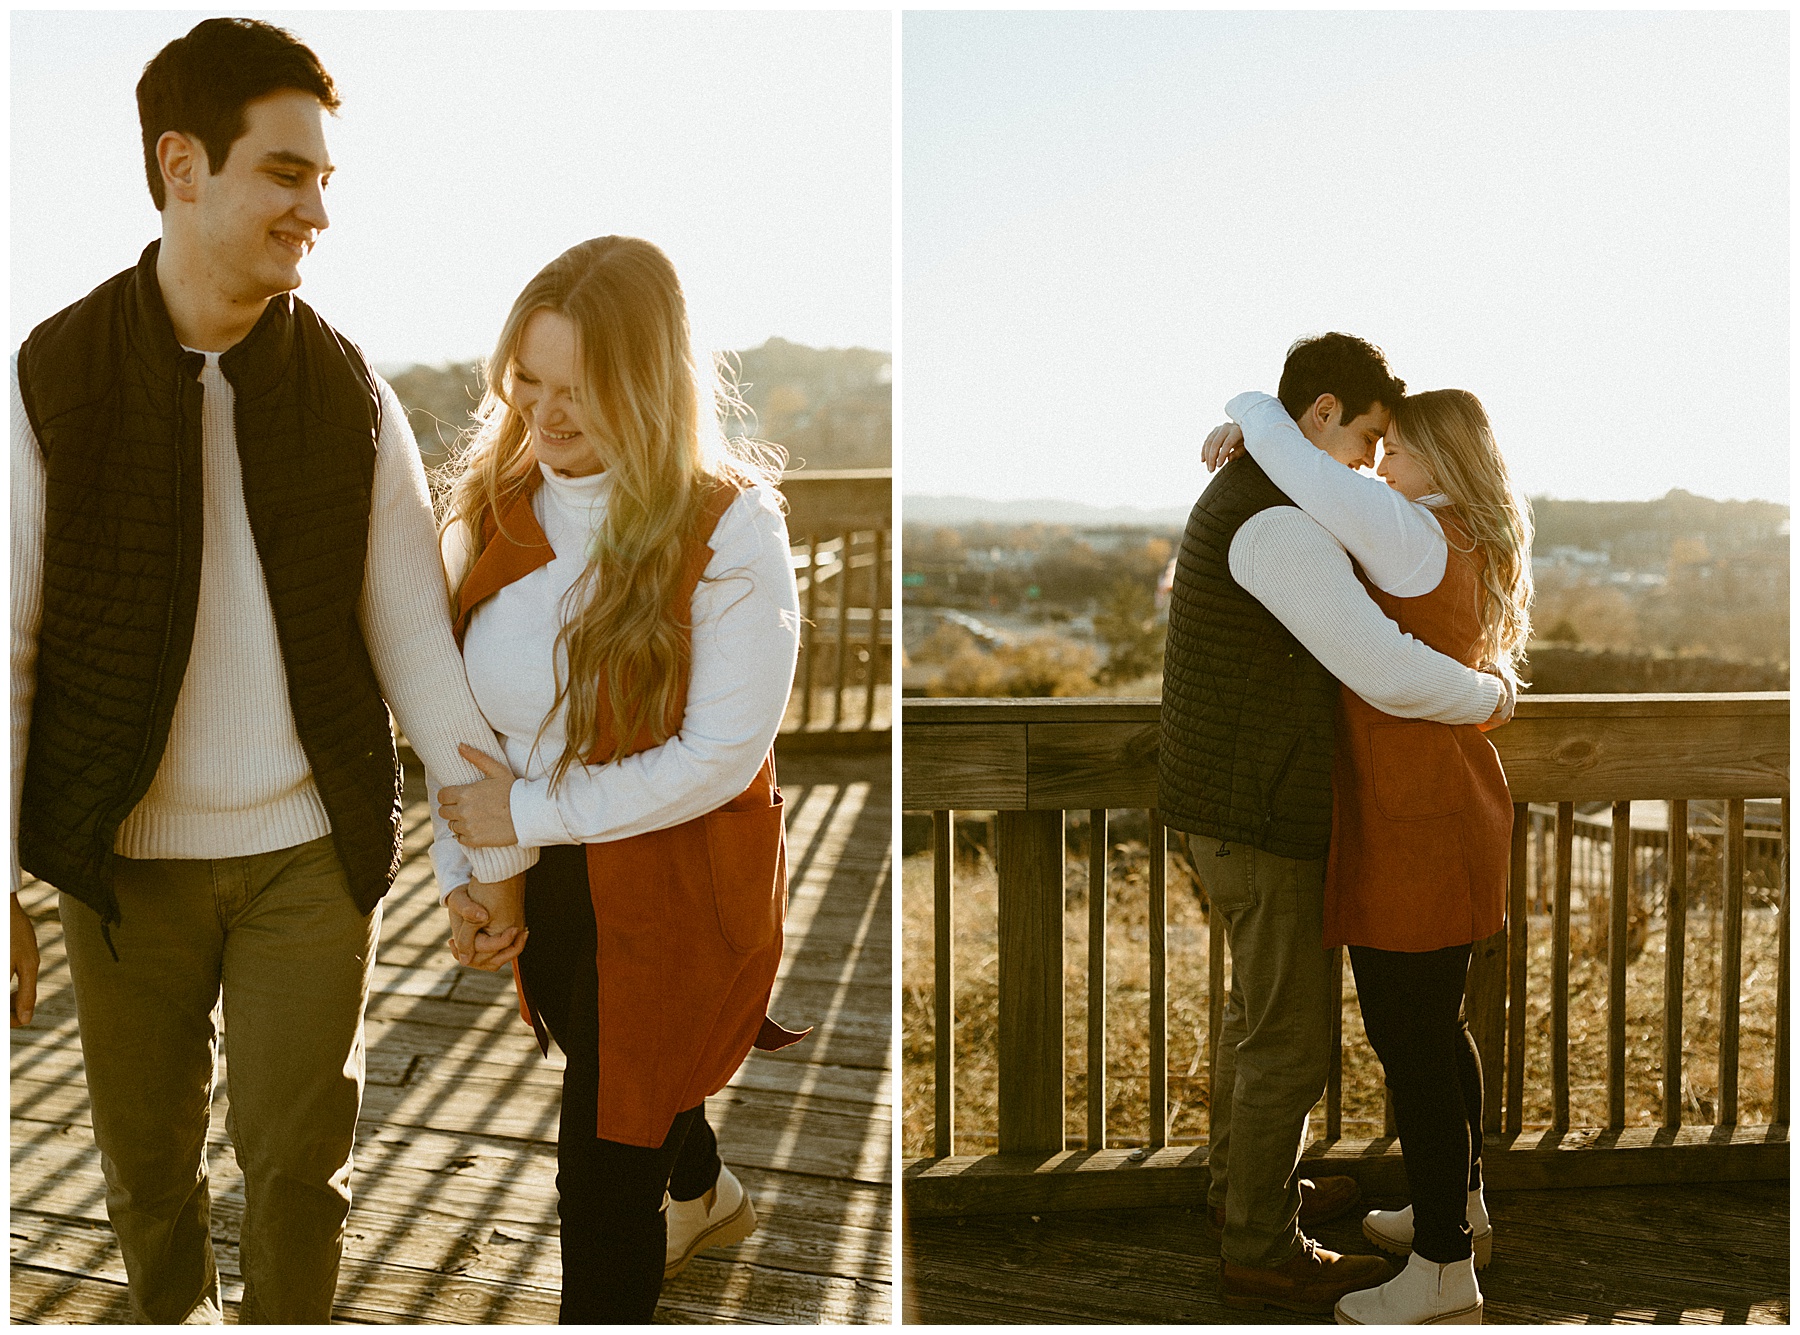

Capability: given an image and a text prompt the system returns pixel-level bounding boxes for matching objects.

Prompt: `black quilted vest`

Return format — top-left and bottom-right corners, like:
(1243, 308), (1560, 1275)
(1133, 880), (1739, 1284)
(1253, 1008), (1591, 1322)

(1158, 456), (1337, 860)
(16, 240), (403, 926)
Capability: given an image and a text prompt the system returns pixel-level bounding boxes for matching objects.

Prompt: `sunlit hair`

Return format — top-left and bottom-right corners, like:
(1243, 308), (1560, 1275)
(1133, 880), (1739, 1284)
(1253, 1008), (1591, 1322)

(1390, 389), (1534, 676)
(444, 236), (784, 780)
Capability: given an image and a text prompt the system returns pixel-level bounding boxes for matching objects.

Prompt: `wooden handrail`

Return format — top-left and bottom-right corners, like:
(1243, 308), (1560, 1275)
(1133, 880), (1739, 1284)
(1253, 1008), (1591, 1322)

(904, 693), (1790, 1207)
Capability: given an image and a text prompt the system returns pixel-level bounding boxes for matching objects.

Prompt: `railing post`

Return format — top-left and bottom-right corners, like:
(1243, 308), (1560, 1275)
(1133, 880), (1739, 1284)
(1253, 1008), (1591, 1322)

(832, 529), (853, 729)
(1325, 945), (1344, 1140)
(1505, 804), (1529, 1135)
(1608, 801), (1632, 1129)
(997, 809), (1065, 1153)
(1207, 895), (1226, 1147)
(1720, 798), (1746, 1126)
(862, 526), (885, 730)
(1148, 812), (1167, 1149)
(1086, 810), (1108, 1150)
(1552, 802), (1575, 1132)
(1779, 797), (1790, 1126)
(799, 534), (819, 729)
(1663, 800), (1688, 1129)
(933, 810), (955, 1158)
(1466, 923), (1507, 1136)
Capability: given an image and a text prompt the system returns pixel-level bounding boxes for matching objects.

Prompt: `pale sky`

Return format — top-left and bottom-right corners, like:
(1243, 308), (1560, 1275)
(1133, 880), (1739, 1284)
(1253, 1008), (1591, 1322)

(904, 11), (1788, 506)
(12, 10), (891, 368)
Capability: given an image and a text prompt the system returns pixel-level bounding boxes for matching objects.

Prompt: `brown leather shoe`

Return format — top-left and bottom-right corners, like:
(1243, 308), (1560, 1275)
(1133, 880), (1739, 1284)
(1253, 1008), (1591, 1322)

(1219, 1238), (1392, 1314)
(1205, 1175), (1364, 1237)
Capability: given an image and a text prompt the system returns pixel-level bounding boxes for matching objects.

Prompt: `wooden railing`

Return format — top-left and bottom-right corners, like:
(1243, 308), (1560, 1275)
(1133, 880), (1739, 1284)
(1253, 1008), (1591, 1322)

(778, 469), (891, 746)
(902, 693), (1789, 1214)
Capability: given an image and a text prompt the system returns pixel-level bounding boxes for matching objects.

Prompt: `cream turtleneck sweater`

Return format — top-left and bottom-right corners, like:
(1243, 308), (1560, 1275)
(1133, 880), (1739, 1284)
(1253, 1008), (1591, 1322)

(428, 463), (801, 897)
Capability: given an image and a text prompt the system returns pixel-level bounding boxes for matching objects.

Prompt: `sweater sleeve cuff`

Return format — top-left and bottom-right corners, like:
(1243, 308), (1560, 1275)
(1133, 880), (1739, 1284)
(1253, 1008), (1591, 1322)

(510, 777), (574, 848)
(464, 841), (536, 885)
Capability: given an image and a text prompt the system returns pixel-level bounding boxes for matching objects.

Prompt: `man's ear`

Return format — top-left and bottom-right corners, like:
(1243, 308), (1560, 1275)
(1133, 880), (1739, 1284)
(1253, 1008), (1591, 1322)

(1308, 393), (1340, 430)
(157, 131), (203, 206)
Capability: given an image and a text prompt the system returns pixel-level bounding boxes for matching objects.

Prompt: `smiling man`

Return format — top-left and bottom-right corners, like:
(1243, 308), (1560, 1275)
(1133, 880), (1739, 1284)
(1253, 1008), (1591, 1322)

(9, 18), (534, 1322)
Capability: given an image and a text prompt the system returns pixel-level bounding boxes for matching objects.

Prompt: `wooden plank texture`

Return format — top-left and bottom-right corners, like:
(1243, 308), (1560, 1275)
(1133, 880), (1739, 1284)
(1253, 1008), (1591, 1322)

(995, 810), (1064, 1154)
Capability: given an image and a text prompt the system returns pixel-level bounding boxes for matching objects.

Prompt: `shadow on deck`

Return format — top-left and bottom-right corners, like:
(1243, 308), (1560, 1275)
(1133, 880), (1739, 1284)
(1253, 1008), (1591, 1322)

(904, 1179), (1789, 1324)
(11, 746), (892, 1323)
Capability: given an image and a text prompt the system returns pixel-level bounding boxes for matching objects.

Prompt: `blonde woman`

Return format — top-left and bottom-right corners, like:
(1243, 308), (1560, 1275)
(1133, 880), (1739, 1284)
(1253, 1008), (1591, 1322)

(1205, 387), (1532, 1325)
(428, 236), (805, 1322)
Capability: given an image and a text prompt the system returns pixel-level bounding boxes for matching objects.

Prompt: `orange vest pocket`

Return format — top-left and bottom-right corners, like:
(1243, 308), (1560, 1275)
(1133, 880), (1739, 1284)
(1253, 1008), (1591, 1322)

(704, 791), (786, 954)
(1367, 721), (1467, 821)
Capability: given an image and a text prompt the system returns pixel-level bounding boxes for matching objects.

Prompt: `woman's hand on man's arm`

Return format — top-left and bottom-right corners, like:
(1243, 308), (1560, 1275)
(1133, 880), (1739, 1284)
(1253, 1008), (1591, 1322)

(437, 744), (520, 847)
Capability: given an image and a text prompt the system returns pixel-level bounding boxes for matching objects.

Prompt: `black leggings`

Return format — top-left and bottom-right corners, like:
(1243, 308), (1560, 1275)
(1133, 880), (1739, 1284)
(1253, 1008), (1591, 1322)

(518, 844), (724, 1323)
(1349, 942), (1485, 1264)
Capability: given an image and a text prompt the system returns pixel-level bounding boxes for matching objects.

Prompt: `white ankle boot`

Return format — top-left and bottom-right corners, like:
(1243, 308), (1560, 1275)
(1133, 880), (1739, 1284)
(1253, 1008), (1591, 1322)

(664, 1164), (758, 1279)
(1335, 1250), (1483, 1324)
(1363, 1188), (1492, 1268)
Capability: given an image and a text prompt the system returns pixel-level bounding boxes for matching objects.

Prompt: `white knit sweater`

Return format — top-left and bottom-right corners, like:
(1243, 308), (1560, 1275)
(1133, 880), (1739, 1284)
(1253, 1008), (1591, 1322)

(11, 353), (535, 890)
(428, 464), (801, 897)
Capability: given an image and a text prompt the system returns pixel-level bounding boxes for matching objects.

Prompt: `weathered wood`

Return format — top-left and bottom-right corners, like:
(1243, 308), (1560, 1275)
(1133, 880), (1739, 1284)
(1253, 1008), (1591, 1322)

(904, 1180), (1789, 1327)
(1026, 721), (1159, 810)
(1466, 923), (1506, 1136)
(862, 525), (884, 729)
(1609, 800), (1631, 1129)
(902, 694), (1787, 810)
(1665, 799), (1689, 1130)
(1553, 802), (1574, 1132)
(1721, 797), (1746, 1126)
(1325, 945), (1344, 1140)
(1506, 803), (1529, 1136)
(1779, 797), (1791, 1127)
(933, 809), (954, 1159)
(901, 724), (1026, 808)
(1205, 901), (1225, 1148)
(996, 810), (1064, 1154)
(779, 468), (891, 536)
(1146, 814), (1166, 1149)
(1086, 810), (1107, 1151)
(832, 527), (853, 728)
(902, 1122), (1790, 1217)
(799, 533), (819, 729)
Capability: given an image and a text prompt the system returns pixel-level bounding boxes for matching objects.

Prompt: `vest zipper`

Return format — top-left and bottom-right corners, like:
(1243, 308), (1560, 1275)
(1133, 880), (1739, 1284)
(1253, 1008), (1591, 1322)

(108, 375), (189, 925)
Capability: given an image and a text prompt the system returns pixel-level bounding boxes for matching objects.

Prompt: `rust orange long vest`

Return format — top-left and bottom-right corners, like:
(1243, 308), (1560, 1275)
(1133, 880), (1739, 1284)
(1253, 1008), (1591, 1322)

(1323, 509), (1513, 953)
(454, 476), (805, 1148)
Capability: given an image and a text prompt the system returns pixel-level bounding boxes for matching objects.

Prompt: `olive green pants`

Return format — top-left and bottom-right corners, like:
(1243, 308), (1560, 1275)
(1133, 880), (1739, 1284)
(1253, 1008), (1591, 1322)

(1192, 834), (1334, 1269)
(59, 835), (379, 1324)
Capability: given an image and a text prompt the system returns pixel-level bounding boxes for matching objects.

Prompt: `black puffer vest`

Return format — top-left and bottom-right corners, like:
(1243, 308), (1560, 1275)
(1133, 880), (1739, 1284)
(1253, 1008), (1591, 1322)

(17, 240), (403, 925)
(1158, 456), (1337, 860)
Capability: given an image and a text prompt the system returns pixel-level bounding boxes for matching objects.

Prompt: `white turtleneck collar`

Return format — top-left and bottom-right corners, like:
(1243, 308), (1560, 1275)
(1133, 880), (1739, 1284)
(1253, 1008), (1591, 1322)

(538, 459), (613, 512)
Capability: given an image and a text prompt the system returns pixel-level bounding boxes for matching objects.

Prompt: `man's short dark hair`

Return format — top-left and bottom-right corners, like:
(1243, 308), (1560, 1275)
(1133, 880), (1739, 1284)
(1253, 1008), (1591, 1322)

(1277, 333), (1406, 425)
(136, 17), (339, 211)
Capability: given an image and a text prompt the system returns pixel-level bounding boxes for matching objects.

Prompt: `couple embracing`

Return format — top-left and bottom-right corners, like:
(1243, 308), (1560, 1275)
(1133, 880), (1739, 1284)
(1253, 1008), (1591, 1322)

(11, 17), (802, 1324)
(1161, 333), (1533, 1323)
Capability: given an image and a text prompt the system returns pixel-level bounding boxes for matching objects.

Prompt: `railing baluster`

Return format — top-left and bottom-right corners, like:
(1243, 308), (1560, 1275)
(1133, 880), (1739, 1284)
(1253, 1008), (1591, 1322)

(1663, 800), (1688, 1129)
(1325, 945), (1344, 1140)
(1720, 798), (1746, 1126)
(1467, 923), (1507, 1137)
(862, 526), (884, 730)
(1087, 809), (1108, 1151)
(799, 534), (818, 730)
(996, 809), (1065, 1153)
(831, 530), (853, 729)
(1506, 803), (1528, 1135)
(933, 810), (955, 1158)
(1779, 797), (1790, 1126)
(1553, 802), (1574, 1131)
(1608, 801), (1632, 1129)
(1207, 895), (1225, 1147)
(1148, 812), (1167, 1149)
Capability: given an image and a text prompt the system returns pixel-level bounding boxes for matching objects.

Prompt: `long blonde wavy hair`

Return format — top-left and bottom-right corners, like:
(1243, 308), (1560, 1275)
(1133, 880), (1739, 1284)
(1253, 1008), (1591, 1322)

(1390, 389), (1534, 676)
(445, 236), (783, 780)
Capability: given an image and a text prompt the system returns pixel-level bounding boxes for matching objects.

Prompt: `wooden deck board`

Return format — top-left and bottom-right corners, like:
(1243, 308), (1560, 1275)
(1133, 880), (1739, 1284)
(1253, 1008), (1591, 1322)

(11, 749), (891, 1323)
(903, 1179), (1789, 1324)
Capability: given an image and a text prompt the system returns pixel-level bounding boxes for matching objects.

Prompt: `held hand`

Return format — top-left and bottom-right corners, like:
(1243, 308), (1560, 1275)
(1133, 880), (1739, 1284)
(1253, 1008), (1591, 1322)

(438, 743), (520, 848)
(12, 893), (39, 1027)
(1202, 421), (1247, 474)
(445, 875), (528, 971)
(1478, 668), (1516, 732)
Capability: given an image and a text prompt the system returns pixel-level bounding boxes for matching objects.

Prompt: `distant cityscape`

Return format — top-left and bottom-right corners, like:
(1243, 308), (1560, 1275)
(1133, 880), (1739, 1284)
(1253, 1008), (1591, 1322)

(903, 490), (1789, 697)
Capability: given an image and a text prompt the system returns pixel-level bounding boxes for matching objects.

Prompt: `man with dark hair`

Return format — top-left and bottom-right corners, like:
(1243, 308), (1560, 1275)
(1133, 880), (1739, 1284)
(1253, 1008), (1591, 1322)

(1158, 333), (1511, 1314)
(10, 18), (533, 1322)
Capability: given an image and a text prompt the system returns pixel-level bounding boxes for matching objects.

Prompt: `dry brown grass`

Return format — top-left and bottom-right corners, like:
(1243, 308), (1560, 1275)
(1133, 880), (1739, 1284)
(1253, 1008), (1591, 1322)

(900, 824), (1783, 1156)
